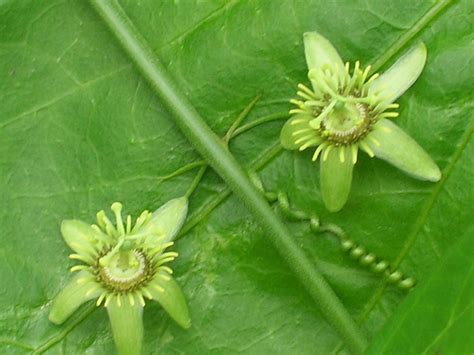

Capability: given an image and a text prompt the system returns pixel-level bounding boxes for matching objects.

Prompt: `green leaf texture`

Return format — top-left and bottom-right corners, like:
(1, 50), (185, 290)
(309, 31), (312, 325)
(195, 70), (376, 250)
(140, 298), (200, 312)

(1, 0), (473, 353)
(366, 226), (474, 354)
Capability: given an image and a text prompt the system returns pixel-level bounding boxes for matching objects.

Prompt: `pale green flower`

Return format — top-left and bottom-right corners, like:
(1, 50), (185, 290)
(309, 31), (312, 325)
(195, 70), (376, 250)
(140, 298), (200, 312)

(281, 32), (441, 212)
(49, 197), (190, 355)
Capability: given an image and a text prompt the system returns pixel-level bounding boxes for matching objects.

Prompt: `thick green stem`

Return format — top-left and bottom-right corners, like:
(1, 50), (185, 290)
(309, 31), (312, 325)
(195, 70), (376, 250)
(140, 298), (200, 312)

(89, 0), (368, 352)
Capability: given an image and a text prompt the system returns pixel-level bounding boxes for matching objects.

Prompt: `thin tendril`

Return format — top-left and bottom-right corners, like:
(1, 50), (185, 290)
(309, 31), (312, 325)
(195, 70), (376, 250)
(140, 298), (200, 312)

(184, 165), (207, 198)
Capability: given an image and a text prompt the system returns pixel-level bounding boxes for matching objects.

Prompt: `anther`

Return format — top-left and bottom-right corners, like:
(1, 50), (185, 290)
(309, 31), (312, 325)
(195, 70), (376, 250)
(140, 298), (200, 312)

(111, 203), (125, 237)
(339, 146), (345, 163)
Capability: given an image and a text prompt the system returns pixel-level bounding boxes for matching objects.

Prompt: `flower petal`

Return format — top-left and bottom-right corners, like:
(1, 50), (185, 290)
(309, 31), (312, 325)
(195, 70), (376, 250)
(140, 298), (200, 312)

(320, 147), (354, 212)
(61, 220), (109, 257)
(148, 275), (191, 329)
(366, 119), (441, 181)
(49, 272), (101, 324)
(280, 114), (317, 150)
(107, 297), (143, 355)
(303, 32), (344, 73)
(369, 42), (427, 104)
(140, 197), (188, 244)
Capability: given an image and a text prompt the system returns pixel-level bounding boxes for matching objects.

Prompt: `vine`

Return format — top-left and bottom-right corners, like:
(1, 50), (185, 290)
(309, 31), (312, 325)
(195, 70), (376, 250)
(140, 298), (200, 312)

(249, 172), (416, 291)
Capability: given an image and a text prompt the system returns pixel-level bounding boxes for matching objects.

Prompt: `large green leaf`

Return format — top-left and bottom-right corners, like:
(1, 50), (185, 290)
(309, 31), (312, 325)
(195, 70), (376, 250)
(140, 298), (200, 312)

(0, 0), (473, 354)
(366, 226), (474, 354)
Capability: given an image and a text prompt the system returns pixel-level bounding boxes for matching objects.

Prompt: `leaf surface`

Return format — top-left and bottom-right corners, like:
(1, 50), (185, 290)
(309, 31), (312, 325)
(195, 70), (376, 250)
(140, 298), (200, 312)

(0, 0), (473, 353)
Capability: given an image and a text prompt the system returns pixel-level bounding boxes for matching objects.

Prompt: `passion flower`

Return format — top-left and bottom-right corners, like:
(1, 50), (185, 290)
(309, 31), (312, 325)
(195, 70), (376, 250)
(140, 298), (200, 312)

(281, 32), (441, 212)
(49, 197), (190, 355)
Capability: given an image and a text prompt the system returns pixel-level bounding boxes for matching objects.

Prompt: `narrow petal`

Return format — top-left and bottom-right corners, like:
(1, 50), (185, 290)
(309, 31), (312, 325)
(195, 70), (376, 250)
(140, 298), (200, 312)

(369, 43), (427, 104)
(61, 220), (109, 256)
(49, 272), (101, 324)
(320, 146), (354, 212)
(280, 114), (317, 150)
(140, 197), (188, 243)
(148, 276), (191, 329)
(107, 298), (143, 355)
(303, 32), (344, 73)
(366, 119), (441, 181)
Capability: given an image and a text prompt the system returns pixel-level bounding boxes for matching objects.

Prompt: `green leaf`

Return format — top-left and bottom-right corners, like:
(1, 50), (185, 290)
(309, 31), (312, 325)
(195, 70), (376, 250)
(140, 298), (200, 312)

(1, 0), (473, 354)
(366, 226), (474, 354)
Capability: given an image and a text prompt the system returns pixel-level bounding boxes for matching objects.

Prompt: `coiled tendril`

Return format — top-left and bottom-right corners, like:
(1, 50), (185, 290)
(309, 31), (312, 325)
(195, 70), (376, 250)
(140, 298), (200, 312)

(249, 172), (415, 290)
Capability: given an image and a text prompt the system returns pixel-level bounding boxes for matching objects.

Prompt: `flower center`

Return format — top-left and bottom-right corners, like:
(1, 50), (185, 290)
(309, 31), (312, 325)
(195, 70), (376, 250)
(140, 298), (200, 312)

(96, 249), (153, 293)
(319, 100), (372, 145)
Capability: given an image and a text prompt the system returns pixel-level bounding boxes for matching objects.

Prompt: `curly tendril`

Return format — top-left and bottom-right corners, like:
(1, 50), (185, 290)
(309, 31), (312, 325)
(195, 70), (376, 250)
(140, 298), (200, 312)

(250, 171), (415, 290)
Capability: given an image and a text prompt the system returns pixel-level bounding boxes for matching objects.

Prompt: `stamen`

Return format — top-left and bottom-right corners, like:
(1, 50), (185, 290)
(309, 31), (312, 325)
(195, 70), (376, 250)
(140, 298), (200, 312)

(142, 288), (153, 299)
(295, 134), (314, 145)
(293, 128), (313, 135)
(70, 265), (88, 272)
(116, 294), (122, 307)
(379, 112), (399, 118)
(312, 144), (326, 161)
(297, 91), (315, 101)
(359, 141), (375, 157)
(323, 145), (334, 161)
(111, 203), (125, 236)
(96, 292), (107, 306)
(309, 69), (338, 97)
(153, 284), (165, 293)
(369, 136), (381, 146)
(361, 65), (371, 84)
(104, 295), (111, 307)
(160, 266), (173, 275)
(155, 257), (177, 267)
(132, 210), (150, 233)
(126, 215), (132, 234)
(86, 286), (99, 296)
(313, 99), (337, 123)
(76, 277), (91, 285)
(339, 146), (345, 163)
(364, 73), (380, 87)
(128, 293), (135, 306)
(290, 99), (305, 108)
(148, 242), (174, 258)
(96, 210), (117, 237)
(297, 83), (318, 98)
(289, 109), (307, 115)
(300, 138), (321, 150)
(290, 118), (309, 126)
(137, 293), (146, 307)
(305, 100), (325, 107)
(351, 145), (358, 164)
(69, 253), (93, 264)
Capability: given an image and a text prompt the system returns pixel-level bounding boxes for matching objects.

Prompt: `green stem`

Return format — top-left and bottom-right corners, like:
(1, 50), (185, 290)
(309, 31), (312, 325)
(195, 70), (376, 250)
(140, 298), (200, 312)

(89, 1), (367, 352)
(231, 112), (289, 138)
(184, 165), (207, 198)
(223, 94), (262, 143)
